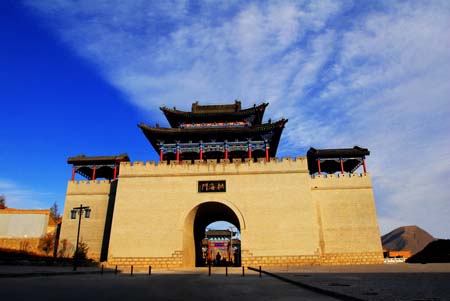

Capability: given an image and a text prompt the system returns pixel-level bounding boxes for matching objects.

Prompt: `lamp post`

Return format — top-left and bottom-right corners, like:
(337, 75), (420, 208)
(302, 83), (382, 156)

(70, 204), (91, 271)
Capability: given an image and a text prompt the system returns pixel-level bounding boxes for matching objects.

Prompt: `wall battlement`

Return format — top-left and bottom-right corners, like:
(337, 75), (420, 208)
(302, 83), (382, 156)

(310, 173), (372, 189)
(119, 157), (309, 177)
(66, 179), (111, 195)
(70, 179), (111, 184)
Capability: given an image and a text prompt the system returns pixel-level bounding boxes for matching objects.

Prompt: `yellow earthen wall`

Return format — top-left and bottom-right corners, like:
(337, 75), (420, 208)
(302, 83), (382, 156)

(101, 158), (383, 267)
(60, 157), (383, 266)
(58, 180), (111, 260)
(0, 238), (41, 253)
(311, 173), (383, 255)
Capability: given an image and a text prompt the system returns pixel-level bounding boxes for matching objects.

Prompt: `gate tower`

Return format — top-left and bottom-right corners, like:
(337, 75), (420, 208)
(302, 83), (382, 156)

(138, 100), (286, 162)
(58, 100), (384, 267)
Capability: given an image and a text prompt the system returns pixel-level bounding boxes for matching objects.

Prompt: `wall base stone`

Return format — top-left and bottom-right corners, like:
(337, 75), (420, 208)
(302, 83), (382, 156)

(242, 250), (384, 267)
(105, 250), (383, 269)
(106, 251), (183, 269)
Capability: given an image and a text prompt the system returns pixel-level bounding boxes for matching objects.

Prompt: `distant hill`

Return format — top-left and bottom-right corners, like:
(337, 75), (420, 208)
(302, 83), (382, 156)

(406, 239), (450, 263)
(381, 225), (435, 255)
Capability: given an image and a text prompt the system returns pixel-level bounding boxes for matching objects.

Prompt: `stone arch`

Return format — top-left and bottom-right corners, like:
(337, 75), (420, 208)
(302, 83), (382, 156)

(182, 200), (245, 267)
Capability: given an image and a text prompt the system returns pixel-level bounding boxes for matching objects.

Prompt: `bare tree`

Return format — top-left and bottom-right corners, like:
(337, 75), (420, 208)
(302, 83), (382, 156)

(74, 239), (89, 261)
(38, 232), (55, 255)
(58, 239), (74, 258)
(50, 202), (60, 219)
(0, 195), (6, 209)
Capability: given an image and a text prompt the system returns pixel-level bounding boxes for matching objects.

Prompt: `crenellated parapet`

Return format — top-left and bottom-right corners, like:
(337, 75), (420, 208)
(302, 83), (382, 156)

(66, 179), (112, 195)
(310, 173), (372, 190)
(118, 156), (309, 177)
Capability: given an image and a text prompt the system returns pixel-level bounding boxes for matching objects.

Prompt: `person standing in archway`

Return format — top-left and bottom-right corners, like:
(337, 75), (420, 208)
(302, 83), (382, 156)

(215, 252), (221, 266)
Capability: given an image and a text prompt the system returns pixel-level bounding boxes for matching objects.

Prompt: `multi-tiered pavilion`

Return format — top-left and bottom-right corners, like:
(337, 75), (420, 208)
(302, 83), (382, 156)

(139, 101), (287, 162)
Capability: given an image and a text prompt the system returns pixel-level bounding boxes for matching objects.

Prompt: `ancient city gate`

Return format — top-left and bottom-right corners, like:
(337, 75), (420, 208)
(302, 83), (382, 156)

(59, 101), (384, 267)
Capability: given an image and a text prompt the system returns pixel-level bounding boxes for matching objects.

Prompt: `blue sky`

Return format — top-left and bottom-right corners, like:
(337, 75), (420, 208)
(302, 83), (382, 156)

(1, 1), (449, 238)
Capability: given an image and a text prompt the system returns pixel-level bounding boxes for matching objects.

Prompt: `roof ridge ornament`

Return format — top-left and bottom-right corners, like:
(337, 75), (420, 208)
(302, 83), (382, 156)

(141, 101), (286, 163)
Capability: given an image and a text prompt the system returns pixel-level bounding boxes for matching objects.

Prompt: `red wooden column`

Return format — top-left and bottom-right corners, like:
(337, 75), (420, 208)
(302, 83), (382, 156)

(71, 166), (76, 181)
(224, 143), (229, 160)
(362, 158), (367, 173)
(340, 158), (344, 174)
(317, 159), (322, 175)
(199, 143), (203, 160)
(265, 144), (270, 162)
(159, 148), (164, 161)
(247, 143), (252, 159)
(92, 165), (97, 180)
(113, 164), (118, 180)
(208, 240), (211, 261)
(176, 144), (180, 161)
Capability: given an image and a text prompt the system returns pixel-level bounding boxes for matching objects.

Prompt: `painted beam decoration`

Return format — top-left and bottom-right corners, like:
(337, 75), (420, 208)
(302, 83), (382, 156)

(138, 101), (287, 162)
(198, 180), (226, 193)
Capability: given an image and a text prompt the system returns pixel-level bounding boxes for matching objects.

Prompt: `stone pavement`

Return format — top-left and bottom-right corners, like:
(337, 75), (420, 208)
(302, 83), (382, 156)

(0, 266), (337, 301)
(264, 264), (450, 300)
(1, 263), (450, 300)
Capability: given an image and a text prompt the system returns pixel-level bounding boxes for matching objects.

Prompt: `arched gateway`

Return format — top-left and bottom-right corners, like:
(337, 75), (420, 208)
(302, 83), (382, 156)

(58, 101), (384, 268)
(183, 201), (244, 267)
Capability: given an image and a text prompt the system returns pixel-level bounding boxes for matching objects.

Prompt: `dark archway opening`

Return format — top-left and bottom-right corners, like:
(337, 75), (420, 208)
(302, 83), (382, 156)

(193, 202), (241, 267)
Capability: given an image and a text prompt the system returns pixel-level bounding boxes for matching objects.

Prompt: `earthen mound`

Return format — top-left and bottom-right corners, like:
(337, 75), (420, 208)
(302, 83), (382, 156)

(381, 225), (435, 254)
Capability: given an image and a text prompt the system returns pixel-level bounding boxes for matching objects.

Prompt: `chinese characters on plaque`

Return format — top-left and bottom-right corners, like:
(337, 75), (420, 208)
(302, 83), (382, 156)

(198, 180), (226, 193)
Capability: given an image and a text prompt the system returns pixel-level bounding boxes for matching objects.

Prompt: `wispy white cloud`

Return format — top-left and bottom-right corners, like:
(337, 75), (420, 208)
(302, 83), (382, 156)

(0, 179), (55, 209)
(25, 0), (450, 238)
(318, 1), (450, 237)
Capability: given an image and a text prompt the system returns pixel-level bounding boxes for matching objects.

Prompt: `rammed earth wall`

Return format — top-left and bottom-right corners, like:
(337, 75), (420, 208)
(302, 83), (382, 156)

(0, 238), (41, 253)
(59, 157), (383, 267)
(59, 180), (112, 260)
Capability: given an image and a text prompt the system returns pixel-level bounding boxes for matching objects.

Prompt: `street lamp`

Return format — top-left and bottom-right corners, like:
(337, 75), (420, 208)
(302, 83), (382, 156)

(70, 204), (91, 271)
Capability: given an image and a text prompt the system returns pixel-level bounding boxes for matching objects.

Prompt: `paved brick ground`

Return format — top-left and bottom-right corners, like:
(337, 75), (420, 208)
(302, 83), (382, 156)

(1, 263), (449, 300)
(0, 270), (337, 301)
(264, 264), (450, 300)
